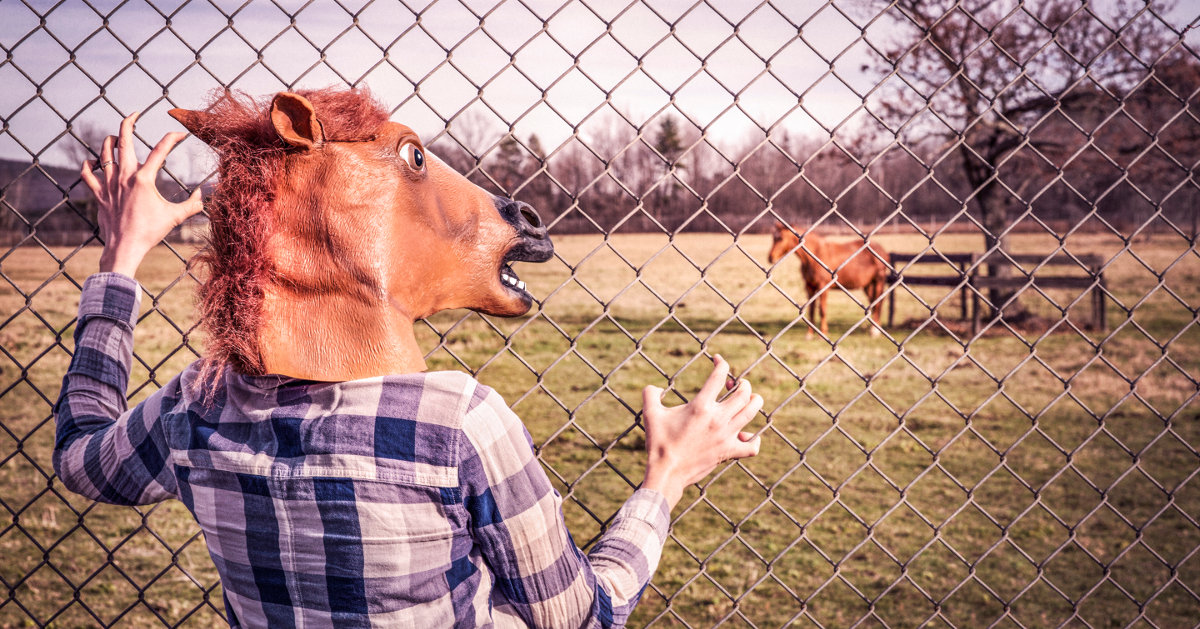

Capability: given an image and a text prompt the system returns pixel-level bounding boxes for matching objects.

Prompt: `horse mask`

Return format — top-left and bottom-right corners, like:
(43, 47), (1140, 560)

(170, 89), (553, 382)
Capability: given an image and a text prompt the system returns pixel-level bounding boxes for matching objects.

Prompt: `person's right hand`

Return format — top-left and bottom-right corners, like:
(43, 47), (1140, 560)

(640, 355), (763, 509)
(80, 112), (203, 278)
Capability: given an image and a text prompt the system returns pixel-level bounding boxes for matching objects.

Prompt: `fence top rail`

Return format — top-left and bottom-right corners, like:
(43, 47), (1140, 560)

(972, 275), (1104, 290)
(890, 252), (976, 265)
(997, 253), (1105, 269)
(890, 252), (1104, 271)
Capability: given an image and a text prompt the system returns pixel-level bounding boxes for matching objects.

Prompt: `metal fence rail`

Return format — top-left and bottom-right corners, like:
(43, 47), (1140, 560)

(2, 0), (1199, 627)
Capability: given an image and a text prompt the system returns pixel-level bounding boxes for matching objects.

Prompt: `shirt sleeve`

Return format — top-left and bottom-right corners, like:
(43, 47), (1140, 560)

(459, 386), (670, 628)
(52, 272), (177, 505)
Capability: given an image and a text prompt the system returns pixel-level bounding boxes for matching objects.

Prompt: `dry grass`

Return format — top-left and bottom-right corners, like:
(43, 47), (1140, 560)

(0, 230), (1197, 627)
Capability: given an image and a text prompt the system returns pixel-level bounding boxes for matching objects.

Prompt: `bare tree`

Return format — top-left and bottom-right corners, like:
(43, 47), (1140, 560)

(57, 121), (108, 168)
(434, 109), (503, 177)
(867, 0), (1181, 320)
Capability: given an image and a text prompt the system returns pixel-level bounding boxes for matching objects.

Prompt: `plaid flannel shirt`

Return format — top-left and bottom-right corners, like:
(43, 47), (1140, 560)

(54, 273), (670, 628)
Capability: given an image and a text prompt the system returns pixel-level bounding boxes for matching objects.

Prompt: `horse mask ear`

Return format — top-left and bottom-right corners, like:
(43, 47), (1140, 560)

(270, 92), (325, 150)
(168, 108), (219, 145)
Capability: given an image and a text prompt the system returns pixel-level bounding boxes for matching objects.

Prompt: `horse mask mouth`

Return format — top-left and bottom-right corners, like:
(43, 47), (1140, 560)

(496, 198), (554, 307)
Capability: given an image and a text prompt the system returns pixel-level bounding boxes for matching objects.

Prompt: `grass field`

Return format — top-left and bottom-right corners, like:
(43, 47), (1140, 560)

(1, 229), (1198, 627)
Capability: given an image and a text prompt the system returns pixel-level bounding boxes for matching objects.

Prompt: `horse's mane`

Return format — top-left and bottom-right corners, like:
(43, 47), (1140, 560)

(192, 87), (390, 384)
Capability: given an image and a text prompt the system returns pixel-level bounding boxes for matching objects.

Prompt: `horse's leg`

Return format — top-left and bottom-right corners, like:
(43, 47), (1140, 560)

(818, 288), (829, 337)
(805, 284), (817, 339)
(867, 280), (882, 337)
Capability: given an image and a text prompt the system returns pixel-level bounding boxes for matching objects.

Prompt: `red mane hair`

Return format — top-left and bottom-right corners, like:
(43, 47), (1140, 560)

(191, 88), (390, 382)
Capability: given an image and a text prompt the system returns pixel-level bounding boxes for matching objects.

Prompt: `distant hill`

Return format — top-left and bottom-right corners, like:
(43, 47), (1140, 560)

(1, 158), (207, 245)
(0, 158), (91, 212)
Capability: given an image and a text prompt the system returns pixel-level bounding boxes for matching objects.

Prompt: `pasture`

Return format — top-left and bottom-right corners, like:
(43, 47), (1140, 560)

(1, 229), (1197, 627)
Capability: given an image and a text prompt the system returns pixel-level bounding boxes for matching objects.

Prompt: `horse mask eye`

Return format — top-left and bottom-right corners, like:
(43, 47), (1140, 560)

(399, 142), (425, 172)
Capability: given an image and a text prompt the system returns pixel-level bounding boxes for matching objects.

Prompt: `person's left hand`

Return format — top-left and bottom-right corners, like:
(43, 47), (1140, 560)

(80, 111), (203, 278)
(640, 355), (763, 508)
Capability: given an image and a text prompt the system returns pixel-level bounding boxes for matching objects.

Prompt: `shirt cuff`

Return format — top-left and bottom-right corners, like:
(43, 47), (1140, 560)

(79, 272), (142, 330)
(618, 487), (671, 538)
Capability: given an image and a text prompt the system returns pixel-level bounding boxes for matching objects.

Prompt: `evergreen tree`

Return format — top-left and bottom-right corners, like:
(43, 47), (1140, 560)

(652, 115), (686, 226)
(653, 116), (684, 170)
(495, 134), (526, 194)
(524, 134), (555, 214)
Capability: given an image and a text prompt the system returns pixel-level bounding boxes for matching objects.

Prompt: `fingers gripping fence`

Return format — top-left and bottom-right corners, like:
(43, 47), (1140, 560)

(2, 0), (1200, 626)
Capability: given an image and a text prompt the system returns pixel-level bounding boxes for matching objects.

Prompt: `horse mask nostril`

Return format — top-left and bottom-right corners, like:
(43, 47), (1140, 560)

(520, 206), (542, 229)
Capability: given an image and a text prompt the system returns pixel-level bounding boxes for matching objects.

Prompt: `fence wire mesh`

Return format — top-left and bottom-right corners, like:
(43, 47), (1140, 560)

(2, 0), (1199, 626)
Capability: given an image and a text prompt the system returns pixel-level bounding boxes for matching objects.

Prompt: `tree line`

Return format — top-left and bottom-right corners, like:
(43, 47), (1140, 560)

(431, 0), (1196, 247)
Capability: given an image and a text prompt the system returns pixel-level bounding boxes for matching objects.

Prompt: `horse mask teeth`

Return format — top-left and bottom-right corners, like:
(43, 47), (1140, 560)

(500, 264), (528, 293)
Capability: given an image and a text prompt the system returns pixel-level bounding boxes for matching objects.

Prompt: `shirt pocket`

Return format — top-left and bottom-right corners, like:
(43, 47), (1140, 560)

(334, 480), (467, 593)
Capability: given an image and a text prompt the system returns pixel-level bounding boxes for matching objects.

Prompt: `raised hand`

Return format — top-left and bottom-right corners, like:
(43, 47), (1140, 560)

(640, 355), (764, 508)
(79, 112), (204, 278)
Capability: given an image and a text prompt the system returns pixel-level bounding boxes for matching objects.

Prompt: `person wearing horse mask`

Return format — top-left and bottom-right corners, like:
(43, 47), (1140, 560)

(54, 89), (762, 628)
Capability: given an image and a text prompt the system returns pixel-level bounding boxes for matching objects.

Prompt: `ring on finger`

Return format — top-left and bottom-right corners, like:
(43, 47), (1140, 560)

(93, 160), (114, 171)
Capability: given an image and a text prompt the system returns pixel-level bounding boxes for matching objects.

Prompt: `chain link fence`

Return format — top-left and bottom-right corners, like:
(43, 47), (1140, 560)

(2, 0), (1199, 626)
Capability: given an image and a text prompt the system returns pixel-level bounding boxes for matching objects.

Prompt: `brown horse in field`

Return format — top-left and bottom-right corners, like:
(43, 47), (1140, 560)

(767, 221), (889, 338)
(169, 89), (553, 382)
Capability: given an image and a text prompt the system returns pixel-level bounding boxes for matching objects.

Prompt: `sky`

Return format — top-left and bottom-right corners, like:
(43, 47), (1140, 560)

(0, 0), (901, 176)
(1, 0), (1197, 179)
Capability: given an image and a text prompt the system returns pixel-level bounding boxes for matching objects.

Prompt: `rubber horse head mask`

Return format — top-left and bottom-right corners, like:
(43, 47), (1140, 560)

(170, 89), (553, 382)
